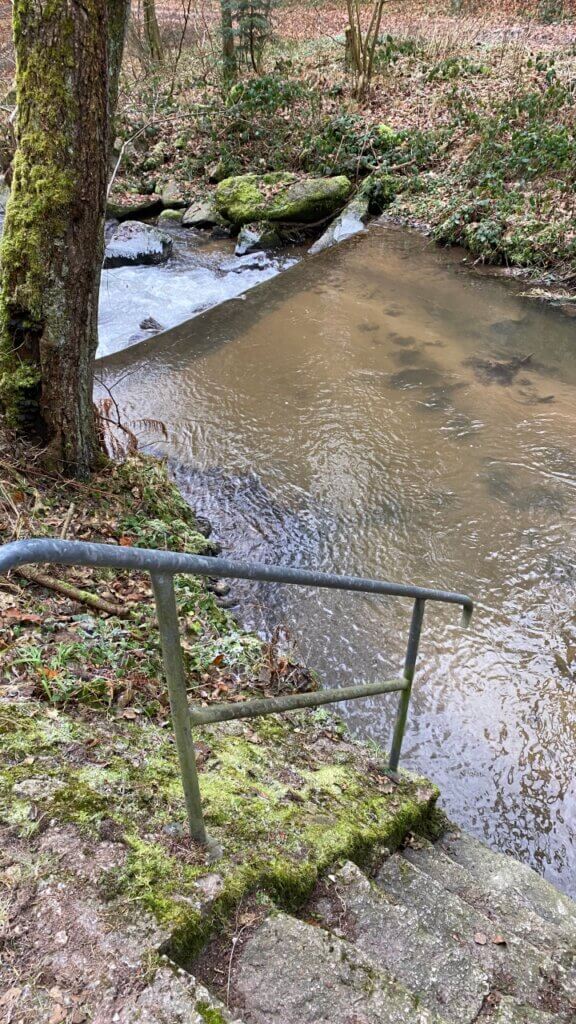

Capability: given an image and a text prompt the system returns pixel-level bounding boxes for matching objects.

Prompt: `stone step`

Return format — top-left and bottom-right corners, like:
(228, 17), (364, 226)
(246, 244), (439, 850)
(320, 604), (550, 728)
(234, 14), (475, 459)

(404, 840), (576, 960)
(439, 830), (576, 938)
(101, 961), (248, 1024)
(232, 910), (448, 1024)
(376, 852), (574, 1014)
(308, 861), (489, 1023)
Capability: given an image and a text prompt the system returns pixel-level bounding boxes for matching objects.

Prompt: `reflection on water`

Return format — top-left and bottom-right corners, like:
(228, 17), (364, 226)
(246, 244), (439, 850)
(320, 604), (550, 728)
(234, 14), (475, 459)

(99, 226), (576, 895)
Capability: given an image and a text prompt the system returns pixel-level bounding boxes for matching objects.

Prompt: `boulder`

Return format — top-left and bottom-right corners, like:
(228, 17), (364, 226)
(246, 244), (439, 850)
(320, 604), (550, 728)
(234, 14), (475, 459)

(139, 316), (164, 332)
(308, 194), (370, 255)
(215, 172), (352, 226)
(160, 179), (187, 208)
(207, 158), (230, 183)
(106, 196), (163, 222)
(182, 199), (227, 230)
(235, 221), (282, 256)
(103, 221), (173, 269)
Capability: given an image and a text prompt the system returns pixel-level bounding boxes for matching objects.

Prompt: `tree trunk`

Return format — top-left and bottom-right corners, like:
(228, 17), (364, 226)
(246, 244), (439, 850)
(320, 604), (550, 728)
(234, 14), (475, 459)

(109, 0), (131, 123)
(143, 0), (163, 64)
(220, 1), (237, 86)
(0, 0), (129, 476)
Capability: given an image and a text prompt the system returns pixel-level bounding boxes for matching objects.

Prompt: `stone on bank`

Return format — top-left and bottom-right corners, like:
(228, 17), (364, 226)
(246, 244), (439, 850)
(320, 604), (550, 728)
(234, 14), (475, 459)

(235, 221), (282, 256)
(308, 194), (371, 255)
(182, 199), (227, 230)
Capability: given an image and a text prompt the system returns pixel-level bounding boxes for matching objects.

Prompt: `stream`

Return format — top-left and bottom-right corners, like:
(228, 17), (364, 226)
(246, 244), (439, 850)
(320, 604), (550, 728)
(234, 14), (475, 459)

(98, 224), (576, 896)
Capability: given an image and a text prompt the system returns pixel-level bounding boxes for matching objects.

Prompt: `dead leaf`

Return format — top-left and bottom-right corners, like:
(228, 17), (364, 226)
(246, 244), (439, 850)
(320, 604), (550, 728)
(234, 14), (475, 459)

(49, 1005), (67, 1024)
(0, 986), (22, 1008)
(491, 934), (507, 946)
(238, 911), (259, 926)
(3, 607), (42, 624)
(474, 931), (488, 945)
(119, 536), (133, 547)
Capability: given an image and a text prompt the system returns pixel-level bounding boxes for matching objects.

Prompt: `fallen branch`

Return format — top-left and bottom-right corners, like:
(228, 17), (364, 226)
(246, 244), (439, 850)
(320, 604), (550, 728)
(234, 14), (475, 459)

(15, 565), (129, 618)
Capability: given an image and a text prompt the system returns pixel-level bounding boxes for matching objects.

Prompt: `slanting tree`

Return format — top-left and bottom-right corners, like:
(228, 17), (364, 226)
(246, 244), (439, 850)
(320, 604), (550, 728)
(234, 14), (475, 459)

(0, 0), (130, 476)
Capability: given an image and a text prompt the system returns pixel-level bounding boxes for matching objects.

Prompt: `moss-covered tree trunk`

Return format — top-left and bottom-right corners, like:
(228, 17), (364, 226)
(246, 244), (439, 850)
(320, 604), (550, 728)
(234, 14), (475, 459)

(0, 0), (128, 476)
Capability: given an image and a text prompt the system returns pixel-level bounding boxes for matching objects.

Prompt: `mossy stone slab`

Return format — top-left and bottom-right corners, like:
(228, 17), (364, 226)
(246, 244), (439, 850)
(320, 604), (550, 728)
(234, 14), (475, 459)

(0, 701), (438, 964)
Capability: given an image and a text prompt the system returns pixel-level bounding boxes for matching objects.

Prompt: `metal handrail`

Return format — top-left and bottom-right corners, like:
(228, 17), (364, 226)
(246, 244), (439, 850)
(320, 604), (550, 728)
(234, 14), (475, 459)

(0, 539), (473, 849)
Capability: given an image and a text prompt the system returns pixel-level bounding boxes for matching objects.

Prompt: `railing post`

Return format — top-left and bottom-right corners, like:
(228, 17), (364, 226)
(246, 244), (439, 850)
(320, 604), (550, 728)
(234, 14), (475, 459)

(388, 597), (426, 774)
(150, 572), (208, 846)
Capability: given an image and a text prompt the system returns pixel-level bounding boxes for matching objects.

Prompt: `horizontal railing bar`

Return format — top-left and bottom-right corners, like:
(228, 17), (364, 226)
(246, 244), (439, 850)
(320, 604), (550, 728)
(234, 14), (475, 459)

(0, 539), (473, 617)
(189, 677), (408, 726)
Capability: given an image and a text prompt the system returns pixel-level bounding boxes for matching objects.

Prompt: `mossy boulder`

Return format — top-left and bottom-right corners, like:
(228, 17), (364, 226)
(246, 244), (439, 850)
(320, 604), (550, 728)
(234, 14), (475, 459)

(215, 172), (352, 226)
(158, 208), (184, 225)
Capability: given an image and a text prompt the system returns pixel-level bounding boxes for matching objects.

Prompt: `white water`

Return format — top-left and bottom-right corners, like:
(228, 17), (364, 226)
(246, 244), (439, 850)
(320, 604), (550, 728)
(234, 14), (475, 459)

(98, 228), (298, 357)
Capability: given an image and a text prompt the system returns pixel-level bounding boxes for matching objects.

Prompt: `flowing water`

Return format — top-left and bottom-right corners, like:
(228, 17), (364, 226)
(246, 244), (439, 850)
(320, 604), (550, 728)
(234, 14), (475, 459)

(97, 227), (297, 357)
(99, 225), (576, 895)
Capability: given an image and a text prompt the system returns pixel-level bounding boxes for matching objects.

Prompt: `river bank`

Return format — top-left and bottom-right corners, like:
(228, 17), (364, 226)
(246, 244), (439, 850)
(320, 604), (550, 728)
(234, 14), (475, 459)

(98, 3), (576, 287)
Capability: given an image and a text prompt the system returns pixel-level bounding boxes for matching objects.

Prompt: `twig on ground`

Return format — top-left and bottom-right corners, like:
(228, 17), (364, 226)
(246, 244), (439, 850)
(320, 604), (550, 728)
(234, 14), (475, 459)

(15, 565), (129, 618)
(59, 502), (76, 540)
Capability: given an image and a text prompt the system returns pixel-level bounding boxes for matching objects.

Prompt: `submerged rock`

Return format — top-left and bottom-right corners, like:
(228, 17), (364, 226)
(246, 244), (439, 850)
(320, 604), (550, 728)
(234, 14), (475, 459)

(139, 316), (164, 332)
(215, 172), (352, 226)
(308, 194), (370, 255)
(103, 221), (173, 269)
(235, 221), (282, 256)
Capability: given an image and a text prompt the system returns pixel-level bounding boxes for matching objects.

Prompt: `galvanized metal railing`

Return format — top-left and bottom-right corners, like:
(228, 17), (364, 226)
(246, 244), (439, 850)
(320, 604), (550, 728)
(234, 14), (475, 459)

(0, 539), (473, 850)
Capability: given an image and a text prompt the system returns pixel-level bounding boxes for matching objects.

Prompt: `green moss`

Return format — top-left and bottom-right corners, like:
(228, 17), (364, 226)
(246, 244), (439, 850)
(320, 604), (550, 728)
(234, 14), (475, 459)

(0, 1), (79, 421)
(215, 172), (352, 225)
(0, 0), (107, 434)
(195, 1003), (227, 1024)
(50, 782), (108, 827)
(0, 698), (438, 965)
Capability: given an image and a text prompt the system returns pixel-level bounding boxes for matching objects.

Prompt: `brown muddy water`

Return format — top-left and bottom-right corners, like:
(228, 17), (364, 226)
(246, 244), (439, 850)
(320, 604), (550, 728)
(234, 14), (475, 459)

(99, 225), (576, 895)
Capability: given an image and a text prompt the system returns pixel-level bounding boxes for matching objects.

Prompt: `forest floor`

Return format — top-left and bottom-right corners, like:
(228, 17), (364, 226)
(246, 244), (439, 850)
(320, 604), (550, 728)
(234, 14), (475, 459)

(1, 3), (575, 274)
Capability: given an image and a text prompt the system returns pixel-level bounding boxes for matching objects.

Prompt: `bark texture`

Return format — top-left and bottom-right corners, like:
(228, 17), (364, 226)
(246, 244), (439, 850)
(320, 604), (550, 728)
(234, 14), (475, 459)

(0, 0), (128, 475)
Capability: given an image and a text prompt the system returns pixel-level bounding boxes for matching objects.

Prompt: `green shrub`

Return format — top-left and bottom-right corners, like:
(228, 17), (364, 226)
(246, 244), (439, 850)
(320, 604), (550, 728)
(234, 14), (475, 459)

(425, 56), (489, 83)
(373, 34), (420, 70)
